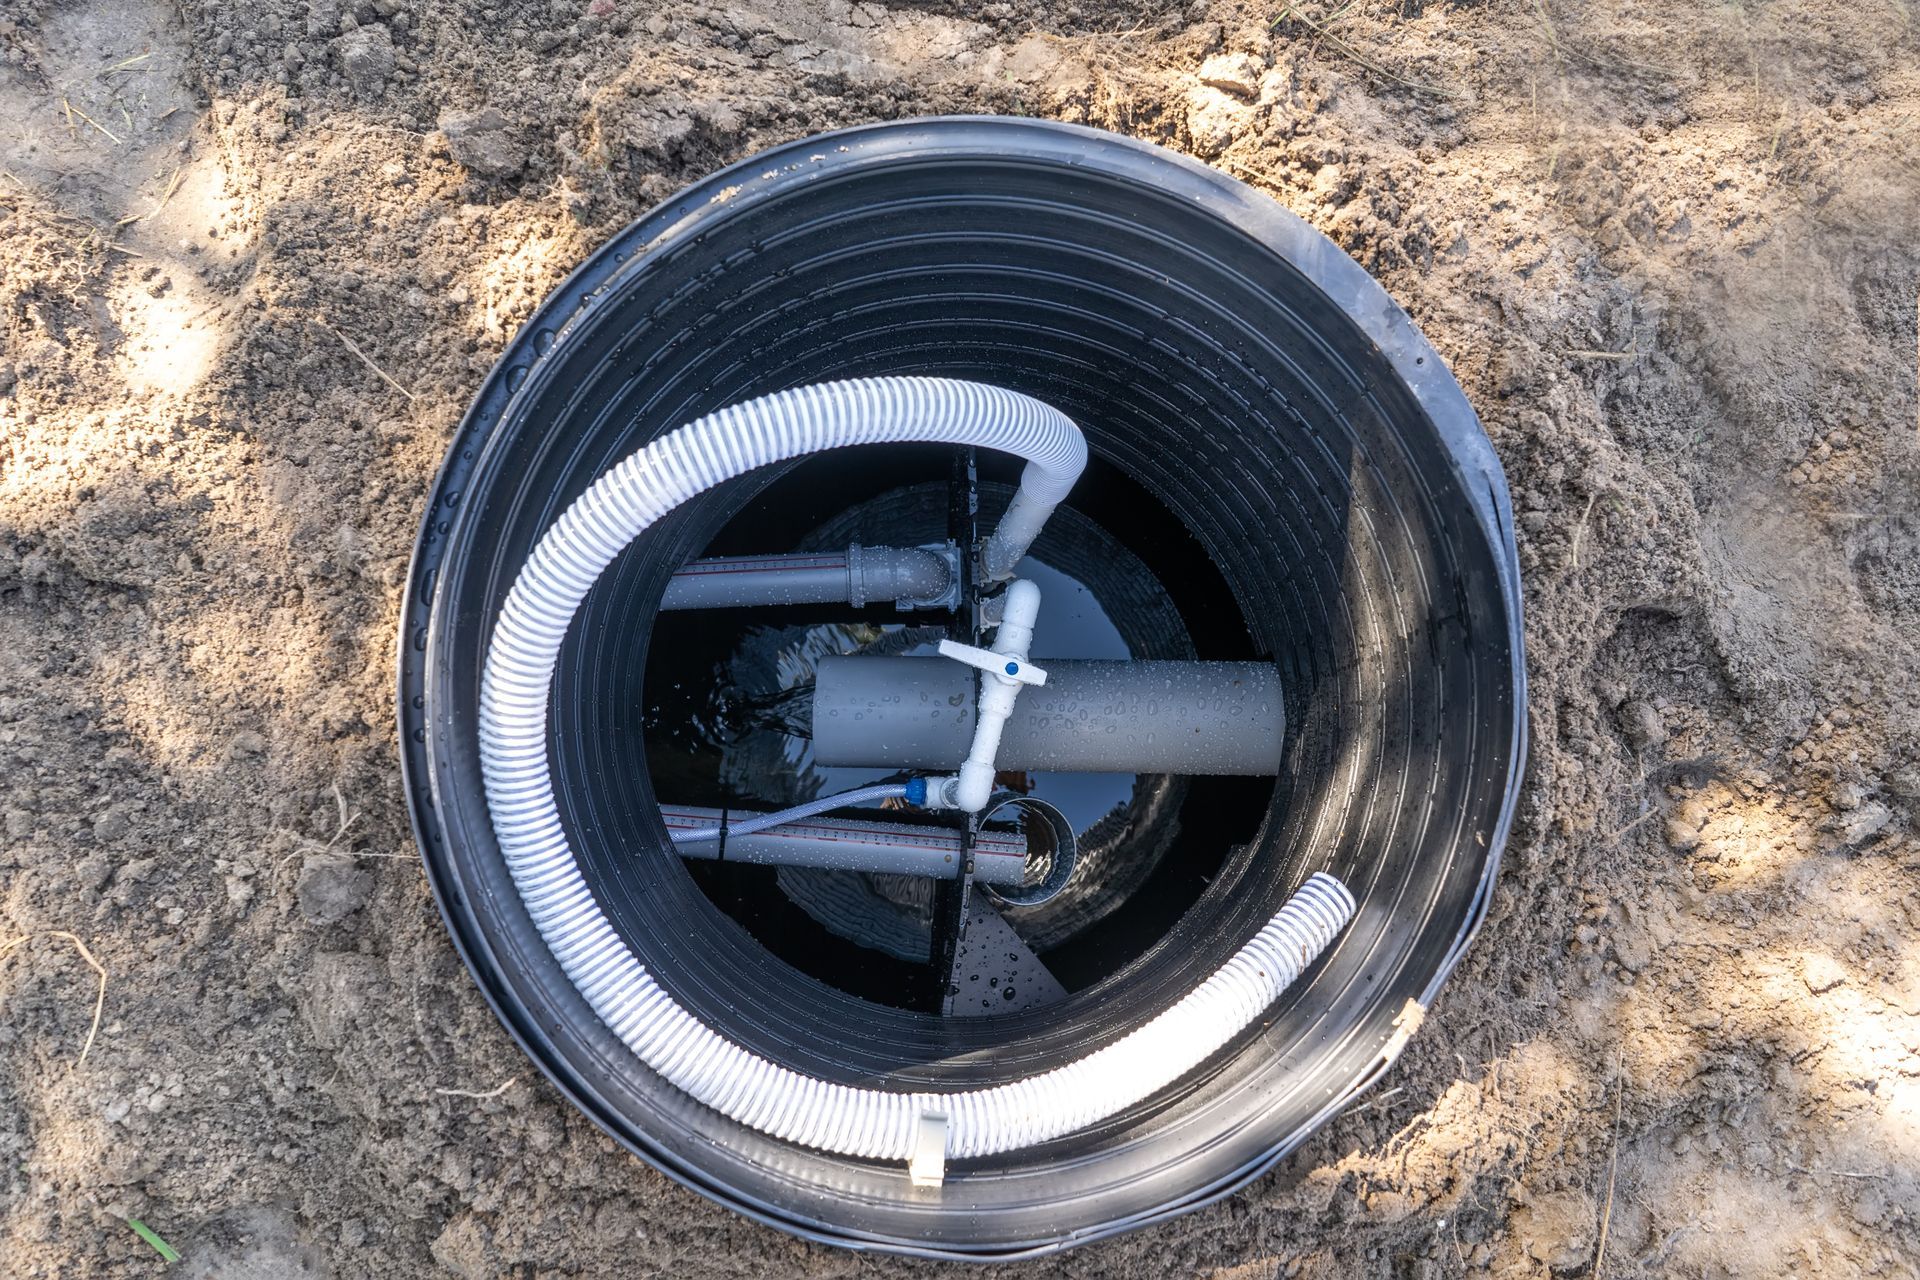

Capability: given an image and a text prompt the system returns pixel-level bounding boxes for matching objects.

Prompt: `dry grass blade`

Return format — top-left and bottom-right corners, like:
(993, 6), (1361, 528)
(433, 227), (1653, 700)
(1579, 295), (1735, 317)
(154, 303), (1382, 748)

(1272, 3), (1462, 99)
(274, 781), (383, 871)
(1227, 157), (1294, 190)
(1787, 1164), (1887, 1180)
(1567, 491), (1599, 570)
(1532, 0), (1674, 78)
(62, 98), (122, 145)
(49, 933), (109, 1065)
(315, 321), (418, 403)
(436, 1077), (520, 1100)
(1599, 805), (1659, 843)
(1533, 0), (1566, 67)
(1348, 1084), (1405, 1115)
(116, 165), (184, 229)
(1, 932), (109, 1065)
(1593, 1049), (1624, 1276)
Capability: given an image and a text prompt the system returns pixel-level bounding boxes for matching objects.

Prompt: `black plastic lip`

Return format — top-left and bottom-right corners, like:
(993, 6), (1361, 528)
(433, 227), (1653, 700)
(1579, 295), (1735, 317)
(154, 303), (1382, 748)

(397, 116), (1528, 1260)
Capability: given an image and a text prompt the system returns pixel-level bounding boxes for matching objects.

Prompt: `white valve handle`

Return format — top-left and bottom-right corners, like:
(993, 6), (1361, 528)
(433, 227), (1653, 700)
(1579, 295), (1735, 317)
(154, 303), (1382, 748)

(934, 640), (1048, 687)
(927, 579), (1044, 813)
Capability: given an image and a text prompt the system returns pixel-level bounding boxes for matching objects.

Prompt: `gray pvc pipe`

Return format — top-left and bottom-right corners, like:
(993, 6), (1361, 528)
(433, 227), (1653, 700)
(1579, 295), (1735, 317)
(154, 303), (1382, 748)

(663, 805), (1029, 884)
(660, 545), (953, 610)
(812, 658), (1285, 775)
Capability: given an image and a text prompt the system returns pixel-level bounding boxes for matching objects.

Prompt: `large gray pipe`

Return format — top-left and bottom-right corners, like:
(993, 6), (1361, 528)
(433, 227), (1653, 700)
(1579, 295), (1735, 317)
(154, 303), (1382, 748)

(812, 657), (1284, 775)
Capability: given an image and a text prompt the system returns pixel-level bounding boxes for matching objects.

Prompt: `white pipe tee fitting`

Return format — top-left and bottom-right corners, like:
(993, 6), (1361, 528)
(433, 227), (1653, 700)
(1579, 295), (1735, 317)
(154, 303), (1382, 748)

(928, 578), (1046, 813)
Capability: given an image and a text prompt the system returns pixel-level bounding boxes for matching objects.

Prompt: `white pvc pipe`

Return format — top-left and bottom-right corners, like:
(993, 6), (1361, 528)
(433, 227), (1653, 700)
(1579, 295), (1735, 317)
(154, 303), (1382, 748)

(478, 376), (1351, 1169)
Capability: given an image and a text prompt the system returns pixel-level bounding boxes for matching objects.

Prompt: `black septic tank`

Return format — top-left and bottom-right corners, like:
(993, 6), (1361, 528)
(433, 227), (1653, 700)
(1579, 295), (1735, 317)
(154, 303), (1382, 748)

(399, 117), (1526, 1260)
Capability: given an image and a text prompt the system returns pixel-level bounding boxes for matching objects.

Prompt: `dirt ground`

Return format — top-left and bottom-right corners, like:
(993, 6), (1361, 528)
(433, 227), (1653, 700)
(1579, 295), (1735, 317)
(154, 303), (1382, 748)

(2, 0), (1917, 1274)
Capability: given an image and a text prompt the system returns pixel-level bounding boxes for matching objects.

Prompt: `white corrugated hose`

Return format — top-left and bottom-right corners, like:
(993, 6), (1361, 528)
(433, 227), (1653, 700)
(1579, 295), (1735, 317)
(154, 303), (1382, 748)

(477, 375), (1353, 1173)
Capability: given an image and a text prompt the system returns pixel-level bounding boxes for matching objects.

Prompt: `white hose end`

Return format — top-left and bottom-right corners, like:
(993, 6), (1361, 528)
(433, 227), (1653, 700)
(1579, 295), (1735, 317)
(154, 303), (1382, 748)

(978, 423), (1087, 580)
(908, 1111), (949, 1187)
(978, 491), (1053, 581)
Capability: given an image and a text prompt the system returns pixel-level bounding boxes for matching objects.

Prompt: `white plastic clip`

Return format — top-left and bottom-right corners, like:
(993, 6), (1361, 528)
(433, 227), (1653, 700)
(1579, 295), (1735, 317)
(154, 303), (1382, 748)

(1382, 997), (1427, 1062)
(908, 1110), (949, 1187)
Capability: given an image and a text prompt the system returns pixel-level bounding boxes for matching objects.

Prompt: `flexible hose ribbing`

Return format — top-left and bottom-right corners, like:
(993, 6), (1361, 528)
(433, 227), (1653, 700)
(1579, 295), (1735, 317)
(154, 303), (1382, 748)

(478, 375), (1351, 1164)
(669, 782), (911, 845)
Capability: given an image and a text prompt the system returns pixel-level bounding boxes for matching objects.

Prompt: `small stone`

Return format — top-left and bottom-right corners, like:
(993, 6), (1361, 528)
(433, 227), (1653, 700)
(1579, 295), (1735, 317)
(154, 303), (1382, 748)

(1801, 953), (1846, 995)
(306, 0), (342, 37)
(1310, 163), (1347, 203)
(1197, 50), (1261, 98)
(1851, 1183), (1889, 1227)
(99, 1143), (159, 1186)
(118, 858), (159, 885)
(305, 951), (385, 1048)
(92, 807), (131, 842)
(431, 1214), (502, 1280)
(1184, 85), (1245, 158)
(1617, 699), (1666, 752)
(296, 853), (374, 924)
(102, 1097), (132, 1124)
(1612, 927), (1654, 973)
(439, 108), (525, 178)
(334, 24), (395, 91)
(1838, 800), (1891, 846)
(1664, 815), (1701, 852)
(230, 730), (267, 760)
